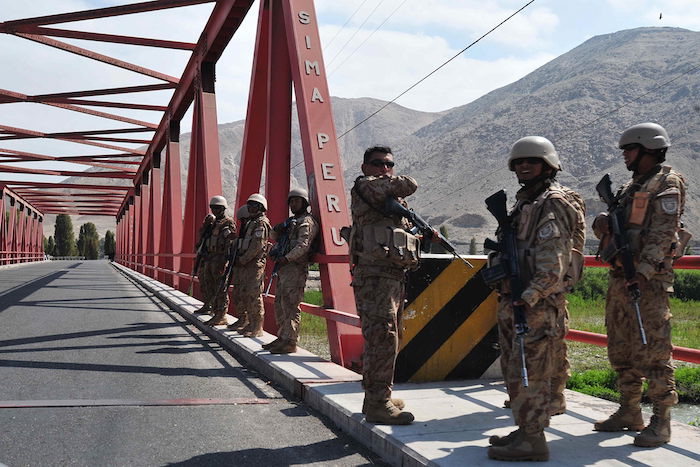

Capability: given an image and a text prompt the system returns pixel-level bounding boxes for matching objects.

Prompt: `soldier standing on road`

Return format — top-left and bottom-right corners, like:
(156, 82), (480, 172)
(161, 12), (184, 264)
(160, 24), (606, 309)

(349, 146), (418, 425)
(592, 123), (687, 447)
(196, 196), (236, 326)
(262, 188), (319, 354)
(487, 137), (584, 462)
(230, 193), (271, 338)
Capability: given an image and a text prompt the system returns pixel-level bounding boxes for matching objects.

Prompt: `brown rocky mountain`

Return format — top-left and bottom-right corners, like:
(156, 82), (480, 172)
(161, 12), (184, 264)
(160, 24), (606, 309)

(57, 27), (699, 253)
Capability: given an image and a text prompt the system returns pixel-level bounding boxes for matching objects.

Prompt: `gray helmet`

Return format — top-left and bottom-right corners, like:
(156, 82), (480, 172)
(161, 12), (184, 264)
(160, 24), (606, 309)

(236, 205), (249, 220)
(508, 136), (561, 171)
(618, 122), (670, 150)
(247, 193), (268, 211)
(288, 187), (309, 204)
(209, 195), (228, 208)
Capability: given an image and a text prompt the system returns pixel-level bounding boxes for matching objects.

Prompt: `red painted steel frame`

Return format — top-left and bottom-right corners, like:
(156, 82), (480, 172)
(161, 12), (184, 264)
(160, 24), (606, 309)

(0, 186), (45, 264)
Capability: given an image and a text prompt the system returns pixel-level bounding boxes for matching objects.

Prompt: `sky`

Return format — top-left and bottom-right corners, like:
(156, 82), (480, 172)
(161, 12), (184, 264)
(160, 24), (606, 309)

(0, 0), (699, 186)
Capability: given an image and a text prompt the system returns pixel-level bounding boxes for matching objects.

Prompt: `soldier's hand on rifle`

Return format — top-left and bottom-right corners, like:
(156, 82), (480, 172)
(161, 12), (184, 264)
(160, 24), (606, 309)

(204, 213), (215, 225)
(593, 212), (611, 237)
(626, 273), (648, 291)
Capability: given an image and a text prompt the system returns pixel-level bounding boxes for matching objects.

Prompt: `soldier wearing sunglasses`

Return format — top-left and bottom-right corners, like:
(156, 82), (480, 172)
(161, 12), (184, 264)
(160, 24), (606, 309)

(348, 146), (417, 425)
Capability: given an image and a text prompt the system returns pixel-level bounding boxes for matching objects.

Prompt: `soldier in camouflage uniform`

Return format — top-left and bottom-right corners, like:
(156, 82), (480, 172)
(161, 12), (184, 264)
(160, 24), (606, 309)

(262, 188), (319, 354)
(487, 137), (584, 462)
(230, 193), (271, 338)
(197, 196), (236, 326)
(349, 146), (417, 425)
(593, 123), (687, 447)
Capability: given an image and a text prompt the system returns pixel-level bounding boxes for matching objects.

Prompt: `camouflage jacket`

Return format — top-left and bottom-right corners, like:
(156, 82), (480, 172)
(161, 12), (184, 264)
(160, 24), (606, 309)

(271, 213), (319, 264)
(198, 215), (235, 257)
(349, 174), (418, 277)
(235, 213), (271, 266)
(498, 180), (579, 307)
(615, 165), (686, 282)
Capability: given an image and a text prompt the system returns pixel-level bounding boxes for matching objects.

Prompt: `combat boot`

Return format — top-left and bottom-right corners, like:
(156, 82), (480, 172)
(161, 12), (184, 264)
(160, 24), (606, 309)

(269, 340), (297, 354)
(488, 428), (521, 447)
(193, 304), (212, 315)
(634, 405), (671, 447)
(487, 430), (549, 462)
(593, 404), (644, 432)
(230, 314), (249, 332)
(243, 313), (263, 337)
(361, 397), (405, 414)
(204, 308), (228, 326)
(262, 337), (282, 350)
(364, 400), (414, 425)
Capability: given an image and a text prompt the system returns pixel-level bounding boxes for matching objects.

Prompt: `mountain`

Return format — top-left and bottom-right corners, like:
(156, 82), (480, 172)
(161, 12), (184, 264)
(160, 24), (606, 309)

(58, 27), (700, 253)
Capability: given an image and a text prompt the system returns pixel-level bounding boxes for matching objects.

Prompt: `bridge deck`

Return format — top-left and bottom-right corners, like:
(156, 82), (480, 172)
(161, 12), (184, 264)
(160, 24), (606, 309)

(2, 260), (699, 466)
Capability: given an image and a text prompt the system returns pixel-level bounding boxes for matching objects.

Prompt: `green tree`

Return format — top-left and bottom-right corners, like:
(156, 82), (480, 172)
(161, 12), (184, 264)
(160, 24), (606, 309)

(45, 236), (56, 256)
(469, 237), (478, 255)
(77, 222), (99, 260)
(54, 214), (76, 256)
(104, 230), (116, 260)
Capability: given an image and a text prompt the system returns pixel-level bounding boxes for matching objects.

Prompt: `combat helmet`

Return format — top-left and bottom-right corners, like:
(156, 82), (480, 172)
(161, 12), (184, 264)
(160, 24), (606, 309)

(288, 187), (309, 204)
(508, 136), (561, 171)
(236, 205), (249, 220)
(209, 195), (228, 208)
(247, 193), (268, 211)
(618, 122), (670, 150)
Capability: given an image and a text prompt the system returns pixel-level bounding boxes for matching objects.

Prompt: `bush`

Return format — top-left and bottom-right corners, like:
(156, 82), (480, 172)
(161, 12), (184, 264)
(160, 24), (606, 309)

(570, 268), (700, 302)
(672, 270), (700, 301)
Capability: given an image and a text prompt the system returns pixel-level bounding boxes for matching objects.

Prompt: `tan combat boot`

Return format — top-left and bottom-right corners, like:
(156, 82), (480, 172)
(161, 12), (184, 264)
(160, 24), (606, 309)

(193, 303), (212, 315)
(204, 308), (228, 326)
(594, 393), (644, 432)
(364, 400), (414, 425)
(634, 405), (671, 447)
(361, 397), (405, 414)
(243, 313), (264, 337)
(269, 340), (297, 354)
(230, 313), (249, 332)
(487, 429), (549, 462)
(489, 428), (521, 447)
(262, 337), (282, 350)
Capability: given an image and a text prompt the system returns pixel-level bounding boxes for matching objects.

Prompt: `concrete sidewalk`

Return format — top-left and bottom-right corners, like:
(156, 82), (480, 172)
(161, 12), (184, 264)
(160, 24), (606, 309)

(114, 263), (700, 466)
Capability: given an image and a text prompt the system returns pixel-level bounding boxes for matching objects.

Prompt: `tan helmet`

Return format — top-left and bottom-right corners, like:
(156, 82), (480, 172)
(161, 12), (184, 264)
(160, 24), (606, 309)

(236, 205), (249, 220)
(209, 195), (228, 208)
(247, 193), (268, 211)
(508, 136), (561, 171)
(618, 122), (670, 150)
(288, 187), (309, 204)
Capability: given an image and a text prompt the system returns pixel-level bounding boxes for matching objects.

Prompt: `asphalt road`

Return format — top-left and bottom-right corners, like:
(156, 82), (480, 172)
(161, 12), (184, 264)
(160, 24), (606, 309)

(0, 261), (383, 466)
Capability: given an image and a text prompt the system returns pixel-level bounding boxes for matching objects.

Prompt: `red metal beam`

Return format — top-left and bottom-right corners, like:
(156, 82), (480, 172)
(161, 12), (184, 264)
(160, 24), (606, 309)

(32, 84), (176, 101)
(0, 164), (133, 179)
(0, 147), (138, 172)
(2, 181), (130, 191)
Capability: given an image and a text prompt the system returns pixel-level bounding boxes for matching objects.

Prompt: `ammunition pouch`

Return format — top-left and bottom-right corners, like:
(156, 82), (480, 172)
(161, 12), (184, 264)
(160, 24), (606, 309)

(360, 222), (420, 268)
(673, 227), (693, 261)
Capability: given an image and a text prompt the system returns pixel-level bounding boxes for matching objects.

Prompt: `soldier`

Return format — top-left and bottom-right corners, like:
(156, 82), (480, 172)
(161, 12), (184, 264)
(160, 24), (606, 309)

(229, 204), (250, 329)
(230, 193), (271, 338)
(196, 196), (236, 326)
(349, 146), (418, 425)
(592, 123), (687, 447)
(487, 136), (584, 462)
(262, 188), (319, 354)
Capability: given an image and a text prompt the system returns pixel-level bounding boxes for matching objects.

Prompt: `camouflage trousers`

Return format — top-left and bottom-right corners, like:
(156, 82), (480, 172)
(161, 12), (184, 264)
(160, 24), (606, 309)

(232, 260), (266, 324)
(352, 274), (404, 403)
(498, 292), (568, 433)
(274, 262), (309, 343)
(605, 275), (677, 406)
(200, 256), (229, 313)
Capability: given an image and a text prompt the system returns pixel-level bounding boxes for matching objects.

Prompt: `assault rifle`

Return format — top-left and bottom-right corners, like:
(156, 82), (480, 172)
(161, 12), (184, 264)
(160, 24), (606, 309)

(385, 197), (473, 268)
(482, 190), (529, 387)
(596, 174), (647, 345)
(217, 238), (240, 297)
(264, 217), (297, 296)
(187, 216), (214, 296)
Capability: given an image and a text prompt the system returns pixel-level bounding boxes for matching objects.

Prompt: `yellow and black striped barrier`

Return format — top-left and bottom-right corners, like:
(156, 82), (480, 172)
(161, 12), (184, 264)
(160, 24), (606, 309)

(395, 254), (499, 382)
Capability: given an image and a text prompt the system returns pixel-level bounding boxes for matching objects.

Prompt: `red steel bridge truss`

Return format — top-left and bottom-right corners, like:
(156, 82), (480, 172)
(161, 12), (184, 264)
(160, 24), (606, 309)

(1, 1), (697, 366)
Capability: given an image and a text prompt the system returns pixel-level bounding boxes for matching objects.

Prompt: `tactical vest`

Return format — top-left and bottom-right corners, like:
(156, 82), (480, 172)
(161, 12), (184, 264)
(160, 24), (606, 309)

(205, 217), (235, 255)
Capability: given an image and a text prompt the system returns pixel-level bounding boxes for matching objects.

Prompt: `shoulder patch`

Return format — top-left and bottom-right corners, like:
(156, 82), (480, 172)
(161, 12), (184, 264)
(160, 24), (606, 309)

(660, 196), (679, 215)
(537, 220), (559, 240)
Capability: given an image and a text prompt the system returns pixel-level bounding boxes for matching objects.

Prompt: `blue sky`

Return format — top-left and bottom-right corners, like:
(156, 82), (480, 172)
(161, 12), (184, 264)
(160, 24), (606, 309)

(0, 0), (698, 183)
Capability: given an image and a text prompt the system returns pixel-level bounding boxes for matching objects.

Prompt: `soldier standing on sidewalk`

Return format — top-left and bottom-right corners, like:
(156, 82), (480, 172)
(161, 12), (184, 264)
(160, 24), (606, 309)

(263, 188), (319, 354)
(593, 123), (687, 447)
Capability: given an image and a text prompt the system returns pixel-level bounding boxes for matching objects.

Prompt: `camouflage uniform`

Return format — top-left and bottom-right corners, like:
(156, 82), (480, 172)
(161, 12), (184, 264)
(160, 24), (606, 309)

(599, 165), (685, 412)
(272, 213), (319, 345)
(349, 174), (418, 405)
(231, 212), (271, 335)
(493, 180), (580, 435)
(198, 215), (236, 319)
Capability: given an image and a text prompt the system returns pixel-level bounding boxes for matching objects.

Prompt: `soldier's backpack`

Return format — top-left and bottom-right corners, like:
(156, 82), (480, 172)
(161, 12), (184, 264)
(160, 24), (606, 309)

(560, 186), (586, 288)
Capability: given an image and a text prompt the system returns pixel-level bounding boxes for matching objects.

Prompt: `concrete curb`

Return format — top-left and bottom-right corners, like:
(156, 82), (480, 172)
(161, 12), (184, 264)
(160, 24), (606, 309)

(112, 262), (425, 466)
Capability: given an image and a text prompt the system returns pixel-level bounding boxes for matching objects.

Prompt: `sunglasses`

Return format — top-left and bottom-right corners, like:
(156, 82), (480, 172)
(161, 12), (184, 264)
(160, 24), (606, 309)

(512, 157), (543, 166)
(368, 159), (395, 168)
(620, 144), (641, 151)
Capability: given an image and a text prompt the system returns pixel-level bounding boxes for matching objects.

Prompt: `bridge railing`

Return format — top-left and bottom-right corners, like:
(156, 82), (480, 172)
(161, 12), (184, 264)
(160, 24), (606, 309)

(0, 251), (46, 266)
(115, 252), (700, 365)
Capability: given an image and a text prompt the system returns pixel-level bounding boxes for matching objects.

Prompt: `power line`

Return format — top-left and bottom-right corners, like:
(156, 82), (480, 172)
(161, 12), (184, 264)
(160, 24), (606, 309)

(325, 0), (388, 68)
(324, 0), (372, 50)
(336, 0), (537, 140)
(328, 0), (410, 77)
